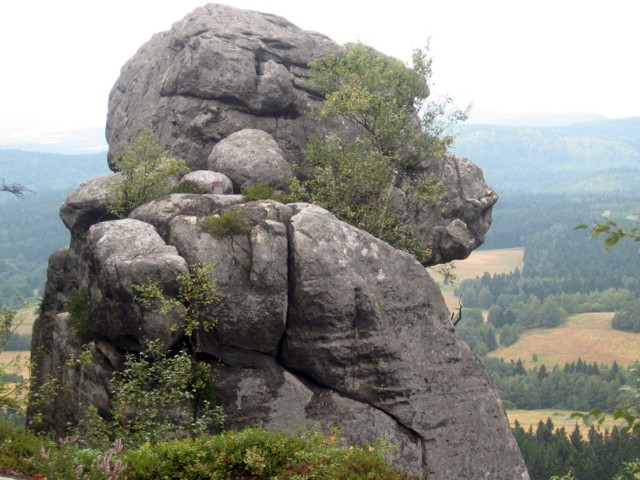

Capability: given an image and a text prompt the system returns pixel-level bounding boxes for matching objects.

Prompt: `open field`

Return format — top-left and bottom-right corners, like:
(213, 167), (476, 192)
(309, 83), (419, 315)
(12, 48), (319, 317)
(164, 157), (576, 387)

(1, 307), (35, 379)
(488, 312), (640, 367)
(430, 247), (524, 310)
(0, 351), (30, 379)
(2, 304), (37, 335)
(506, 409), (623, 436)
(13, 306), (37, 335)
(451, 247), (524, 281)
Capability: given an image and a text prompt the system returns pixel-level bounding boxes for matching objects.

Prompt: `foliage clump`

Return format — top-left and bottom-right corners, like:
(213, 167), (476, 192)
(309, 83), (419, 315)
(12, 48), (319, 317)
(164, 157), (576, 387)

(612, 299), (640, 333)
(576, 211), (640, 249)
(202, 210), (252, 238)
(0, 423), (419, 480)
(28, 263), (224, 451)
(514, 417), (640, 480)
(288, 43), (467, 263)
(242, 183), (274, 201)
(66, 295), (91, 343)
(91, 261), (224, 446)
(108, 125), (188, 217)
(84, 339), (224, 448)
(171, 180), (210, 195)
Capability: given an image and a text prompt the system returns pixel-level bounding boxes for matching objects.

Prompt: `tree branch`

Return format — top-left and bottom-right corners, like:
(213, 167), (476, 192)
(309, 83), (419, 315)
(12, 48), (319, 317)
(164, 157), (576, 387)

(0, 179), (31, 198)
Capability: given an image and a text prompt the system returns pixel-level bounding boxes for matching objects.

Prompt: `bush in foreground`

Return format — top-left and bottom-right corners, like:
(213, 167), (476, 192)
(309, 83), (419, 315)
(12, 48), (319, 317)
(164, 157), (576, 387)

(0, 422), (418, 480)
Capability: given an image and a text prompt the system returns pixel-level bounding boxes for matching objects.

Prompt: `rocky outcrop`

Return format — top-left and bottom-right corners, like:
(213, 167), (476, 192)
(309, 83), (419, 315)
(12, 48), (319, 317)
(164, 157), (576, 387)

(106, 3), (338, 172)
(414, 153), (497, 264)
(106, 3), (496, 265)
(29, 4), (527, 479)
(30, 196), (527, 479)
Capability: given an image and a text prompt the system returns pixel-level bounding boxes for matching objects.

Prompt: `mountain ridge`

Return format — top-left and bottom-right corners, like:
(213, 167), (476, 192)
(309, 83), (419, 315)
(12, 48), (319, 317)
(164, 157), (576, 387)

(452, 116), (640, 193)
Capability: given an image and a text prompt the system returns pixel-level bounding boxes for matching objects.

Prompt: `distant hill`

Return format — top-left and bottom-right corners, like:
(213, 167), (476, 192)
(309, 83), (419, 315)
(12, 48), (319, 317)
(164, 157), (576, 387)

(452, 117), (640, 193)
(467, 111), (607, 127)
(0, 126), (107, 154)
(0, 189), (71, 301)
(0, 149), (112, 301)
(0, 149), (110, 201)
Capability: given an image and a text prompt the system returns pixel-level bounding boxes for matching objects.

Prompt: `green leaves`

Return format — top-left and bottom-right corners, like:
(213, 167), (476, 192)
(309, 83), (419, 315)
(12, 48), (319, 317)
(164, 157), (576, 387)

(107, 340), (223, 446)
(242, 183), (274, 201)
(310, 43), (431, 159)
(0, 298), (28, 414)
(108, 125), (188, 217)
(576, 211), (640, 249)
(571, 382), (640, 436)
(134, 262), (219, 340)
(202, 210), (252, 238)
(289, 43), (470, 264)
(92, 262), (225, 447)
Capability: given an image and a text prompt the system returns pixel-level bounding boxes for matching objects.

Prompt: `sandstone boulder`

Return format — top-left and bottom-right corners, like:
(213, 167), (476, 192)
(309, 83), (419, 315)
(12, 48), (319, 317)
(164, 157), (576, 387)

(107, 3), (338, 171)
(106, 3), (496, 265)
(207, 129), (292, 191)
(85, 219), (189, 351)
(178, 170), (234, 194)
(59, 175), (120, 235)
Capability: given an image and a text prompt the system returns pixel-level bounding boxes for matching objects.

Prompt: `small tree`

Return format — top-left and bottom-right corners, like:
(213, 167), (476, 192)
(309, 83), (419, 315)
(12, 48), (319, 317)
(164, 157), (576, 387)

(111, 262), (222, 446)
(289, 43), (467, 263)
(74, 263), (224, 448)
(108, 125), (188, 217)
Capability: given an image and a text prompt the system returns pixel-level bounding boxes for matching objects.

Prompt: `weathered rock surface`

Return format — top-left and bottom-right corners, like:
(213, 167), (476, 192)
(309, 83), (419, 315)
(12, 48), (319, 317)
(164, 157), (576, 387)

(107, 3), (338, 171)
(282, 207), (520, 478)
(168, 201), (293, 356)
(178, 170), (234, 194)
(84, 219), (190, 351)
(208, 129), (292, 191)
(59, 175), (121, 235)
(413, 153), (497, 264)
(31, 195), (528, 479)
(106, 2), (496, 265)
(29, 4), (527, 479)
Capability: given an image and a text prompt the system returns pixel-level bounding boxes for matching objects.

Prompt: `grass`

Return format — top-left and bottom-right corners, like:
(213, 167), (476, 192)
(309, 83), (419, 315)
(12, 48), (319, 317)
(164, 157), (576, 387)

(202, 210), (252, 237)
(488, 312), (640, 367)
(431, 248), (640, 368)
(449, 247), (524, 281)
(1, 305), (36, 379)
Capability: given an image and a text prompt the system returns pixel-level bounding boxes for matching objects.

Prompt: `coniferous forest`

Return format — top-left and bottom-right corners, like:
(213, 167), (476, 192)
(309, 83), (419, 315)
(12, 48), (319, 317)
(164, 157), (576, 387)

(515, 419), (640, 480)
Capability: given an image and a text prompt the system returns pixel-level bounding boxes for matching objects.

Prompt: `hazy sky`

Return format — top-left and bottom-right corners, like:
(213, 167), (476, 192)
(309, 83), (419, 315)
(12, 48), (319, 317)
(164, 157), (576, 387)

(1, 0), (638, 143)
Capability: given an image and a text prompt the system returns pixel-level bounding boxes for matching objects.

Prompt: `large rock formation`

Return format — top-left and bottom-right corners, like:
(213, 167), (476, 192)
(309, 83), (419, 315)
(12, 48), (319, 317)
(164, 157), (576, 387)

(29, 4), (528, 479)
(106, 2), (496, 265)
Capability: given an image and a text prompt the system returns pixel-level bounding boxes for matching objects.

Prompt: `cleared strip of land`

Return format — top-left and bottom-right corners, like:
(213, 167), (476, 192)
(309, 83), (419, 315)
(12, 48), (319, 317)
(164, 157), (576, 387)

(506, 409), (623, 436)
